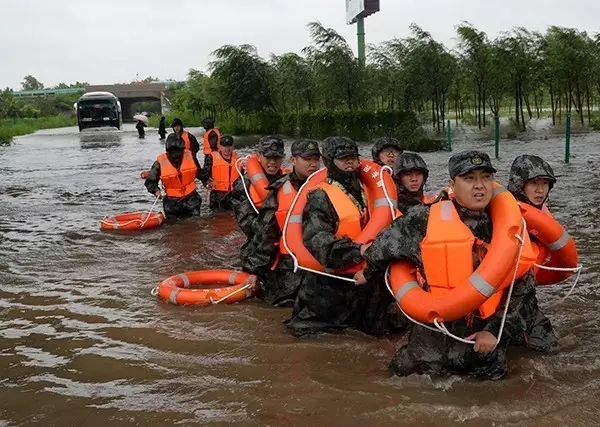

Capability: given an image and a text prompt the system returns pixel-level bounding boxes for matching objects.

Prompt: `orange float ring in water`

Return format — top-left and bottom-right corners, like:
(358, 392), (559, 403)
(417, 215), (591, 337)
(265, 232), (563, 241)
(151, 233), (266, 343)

(388, 183), (536, 323)
(519, 203), (578, 285)
(99, 211), (165, 231)
(156, 270), (253, 305)
(283, 160), (397, 274)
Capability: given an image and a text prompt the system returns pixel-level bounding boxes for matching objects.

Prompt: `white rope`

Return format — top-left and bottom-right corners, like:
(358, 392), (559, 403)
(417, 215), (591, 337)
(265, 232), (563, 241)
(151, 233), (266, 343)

(150, 286), (159, 296)
(280, 168), (357, 283)
(380, 165), (398, 219)
(209, 283), (253, 304)
(385, 217), (528, 348)
(235, 155), (259, 214)
(536, 263), (584, 307)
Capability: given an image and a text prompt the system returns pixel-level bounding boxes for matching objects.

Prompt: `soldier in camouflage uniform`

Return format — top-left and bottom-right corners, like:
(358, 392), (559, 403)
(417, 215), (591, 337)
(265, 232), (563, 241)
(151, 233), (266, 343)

(144, 133), (205, 220)
(357, 150), (534, 380)
(240, 141), (322, 306)
(287, 136), (395, 337)
(507, 154), (560, 353)
(394, 152), (431, 215)
(230, 136), (286, 237)
(371, 137), (404, 167)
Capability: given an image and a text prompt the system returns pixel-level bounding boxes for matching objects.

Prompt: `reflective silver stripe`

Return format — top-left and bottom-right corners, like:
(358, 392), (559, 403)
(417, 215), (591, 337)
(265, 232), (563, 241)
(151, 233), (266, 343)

(282, 181), (293, 195)
(250, 173), (266, 184)
(394, 281), (419, 302)
(288, 214), (302, 223)
(492, 186), (506, 198)
(469, 272), (496, 298)
(229, 271), (239, 285)
(169, 289), (180, 304)
(547, 230), (570, 251)
(373, 197), (390, 207)
(440, 201), (453, 221)
(178, 273), (191, 288)
(112, 221), (118, 230)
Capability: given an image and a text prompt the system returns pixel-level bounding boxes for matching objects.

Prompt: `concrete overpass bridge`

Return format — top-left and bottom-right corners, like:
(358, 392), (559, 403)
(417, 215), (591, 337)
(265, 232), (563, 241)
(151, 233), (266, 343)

(13, 82), (175, 118)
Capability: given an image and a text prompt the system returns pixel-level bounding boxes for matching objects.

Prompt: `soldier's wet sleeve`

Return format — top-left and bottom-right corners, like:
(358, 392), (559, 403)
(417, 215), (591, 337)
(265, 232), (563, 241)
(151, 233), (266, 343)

(198, 154), (213, 184)
(482, 273), (532, 340)
(240, 190), (280, 276)
(144, 161), (161, 194)
(189, 133), (201, 156)
(302, 189), (362, 269)
(363, 204), (430, 281)
(231, 176), (258, 237)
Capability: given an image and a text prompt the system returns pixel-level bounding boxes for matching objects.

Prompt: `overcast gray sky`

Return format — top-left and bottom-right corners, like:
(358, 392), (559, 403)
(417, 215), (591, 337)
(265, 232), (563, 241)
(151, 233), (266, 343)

(2, 0), (600, 90)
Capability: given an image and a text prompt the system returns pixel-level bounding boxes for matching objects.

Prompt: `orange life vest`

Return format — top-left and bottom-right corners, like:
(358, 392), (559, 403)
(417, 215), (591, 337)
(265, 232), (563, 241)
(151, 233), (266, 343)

(274, 180), (298, 256)
(211, 151), (240, 192)
(244, 154), (286, 210)
(180, 130), (192, 151)
(158, 150), (198, 198)
(203, 128), (222, 155)
(315, 182), (366, 273)
(420, 200), (536, 319)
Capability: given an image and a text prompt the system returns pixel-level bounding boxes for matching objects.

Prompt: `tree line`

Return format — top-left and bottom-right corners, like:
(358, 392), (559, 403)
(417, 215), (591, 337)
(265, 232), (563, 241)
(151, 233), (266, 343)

(168, 21), (600, 138)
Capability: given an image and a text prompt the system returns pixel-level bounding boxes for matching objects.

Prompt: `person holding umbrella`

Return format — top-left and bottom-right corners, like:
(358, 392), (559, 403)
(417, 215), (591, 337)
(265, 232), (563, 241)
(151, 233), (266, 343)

(134, 114), (148, 139)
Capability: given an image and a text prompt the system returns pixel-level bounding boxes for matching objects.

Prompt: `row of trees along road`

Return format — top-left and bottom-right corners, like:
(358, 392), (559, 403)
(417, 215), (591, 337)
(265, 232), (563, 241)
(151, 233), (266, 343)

(167, 21), (600, 142)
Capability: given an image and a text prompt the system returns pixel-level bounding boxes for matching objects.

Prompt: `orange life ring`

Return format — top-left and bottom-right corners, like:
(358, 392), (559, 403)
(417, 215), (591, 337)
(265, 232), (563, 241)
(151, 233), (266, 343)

(99, 212), (165, 231)
(520, 203), (578, 285)
(156, 270), (253, 305)
(245, 154), (270, 201)
(283, 160), (397, 274)
(389, 183), (532, 323)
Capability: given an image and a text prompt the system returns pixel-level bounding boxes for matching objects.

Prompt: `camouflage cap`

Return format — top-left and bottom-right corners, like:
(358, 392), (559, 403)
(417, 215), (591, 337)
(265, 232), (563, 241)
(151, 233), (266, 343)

(258, 135), (285, 157)
(291, 140), (321, 157)
(322, 136), (359, 160)
(165, 133), (184, 151)
(220, 134), (234, 147)
(448, 150), (496, 179)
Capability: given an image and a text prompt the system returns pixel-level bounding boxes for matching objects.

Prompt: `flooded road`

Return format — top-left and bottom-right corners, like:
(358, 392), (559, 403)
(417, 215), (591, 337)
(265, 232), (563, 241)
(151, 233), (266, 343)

(1, 123), (599, 426)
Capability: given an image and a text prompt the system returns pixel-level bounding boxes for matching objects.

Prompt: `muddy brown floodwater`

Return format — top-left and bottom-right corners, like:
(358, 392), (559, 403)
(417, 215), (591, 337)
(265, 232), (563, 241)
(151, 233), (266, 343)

(1, 123), (599, 426)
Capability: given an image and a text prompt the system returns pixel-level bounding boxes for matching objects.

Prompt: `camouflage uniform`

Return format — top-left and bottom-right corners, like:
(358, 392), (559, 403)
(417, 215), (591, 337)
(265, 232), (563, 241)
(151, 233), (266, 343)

(371, 137), (404, 166)
(171, 118), (201, 159)
(144, 133), (204, 220)
(507, 154), (560, 353)
(364, 151), (532, 380)
(240, 141), (321, 306)
(393, 152), (431, 215)
(202, 135), (236, 211)
(230, 136), (286, 237)
(287, 137), (395, 337)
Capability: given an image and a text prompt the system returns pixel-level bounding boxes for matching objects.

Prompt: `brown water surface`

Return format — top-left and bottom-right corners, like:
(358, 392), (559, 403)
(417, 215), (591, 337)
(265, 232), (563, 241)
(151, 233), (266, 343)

(1, 124), (599, 426)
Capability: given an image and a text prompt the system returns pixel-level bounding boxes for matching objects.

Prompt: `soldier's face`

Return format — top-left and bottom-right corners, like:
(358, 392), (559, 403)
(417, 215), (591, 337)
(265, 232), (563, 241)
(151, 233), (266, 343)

(523, 178), (551, 206)
(291, 155), (321, 178)
(450, 169), (494, 211)
(220, 146), (233, 159)
(259, 154), (284, 175)
(333, 156), (359, 171)
(173, 124), (182, 133)
(378, 148), (400, 166)
(400, 170), (424, 192)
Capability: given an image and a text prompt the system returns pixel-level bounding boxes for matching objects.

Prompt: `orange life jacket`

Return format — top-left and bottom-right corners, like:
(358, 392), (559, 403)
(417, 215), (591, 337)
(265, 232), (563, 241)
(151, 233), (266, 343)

(316, 182), (366, 273)
(158, 150), (197, 198)
(212, 151), (240, 192)
(180, 130), (192, 151)
(203, 128), (222, 155)
(420, 200), (535, 319)
(274, 180), (298, 256)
